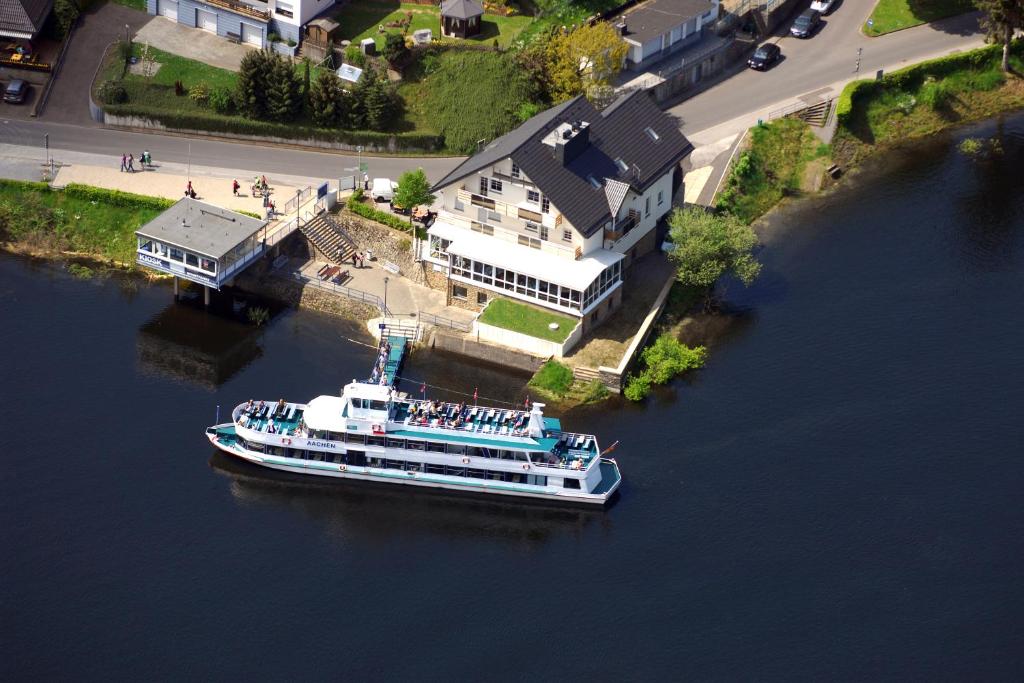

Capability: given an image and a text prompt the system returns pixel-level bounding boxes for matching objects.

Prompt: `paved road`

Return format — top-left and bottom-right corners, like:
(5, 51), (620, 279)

(671, 1), (985, 141)
(0, 119), (464, 184)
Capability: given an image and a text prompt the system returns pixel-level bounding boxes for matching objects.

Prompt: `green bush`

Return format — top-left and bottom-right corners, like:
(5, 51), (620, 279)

(346, 198), (411, 231)
(54, 0), (80, 38)
(62, 184), (174, 211)
(209, 87), (234, 114)
(623, 371), (652, 401)
(529, 360), (574, 396)
(918, 79), (951, 110)
(101, 105), (443, 150)
(344, 45), (366, 67)
(267, 32), (281, 43)
(623, 335), (706, 402)
(97, 79), (128, 105)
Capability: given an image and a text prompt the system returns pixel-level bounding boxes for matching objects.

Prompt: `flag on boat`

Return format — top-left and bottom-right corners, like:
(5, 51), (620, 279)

(420, 382), (426, 397)
(473, 387), (478, 403)
(524, 395), (530, 408)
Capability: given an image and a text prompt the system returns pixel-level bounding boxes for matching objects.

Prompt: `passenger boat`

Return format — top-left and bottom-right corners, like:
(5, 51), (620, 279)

(205, 380), (622, 505)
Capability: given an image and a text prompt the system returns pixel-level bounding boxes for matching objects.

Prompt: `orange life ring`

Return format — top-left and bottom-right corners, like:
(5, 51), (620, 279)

(282, 438), (292, 445)
(522, 463), (530, 470)
(462, 457), (470, 465)
(339, 464), (347, 472)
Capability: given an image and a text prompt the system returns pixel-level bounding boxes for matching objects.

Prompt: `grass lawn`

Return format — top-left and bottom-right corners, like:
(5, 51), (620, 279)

(528, 360), (575, 396)
(478, 298), (576, 343)
(110, 0), (148, 11)
(716, 118), (830, 224)
(0, 181), (164, 263)
(864, 0), (975, 36)
(332, 1), (533, 49)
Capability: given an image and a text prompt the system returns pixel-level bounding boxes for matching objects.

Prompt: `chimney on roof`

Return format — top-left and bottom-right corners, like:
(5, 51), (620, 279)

(616, 20), (627, 36)
(546, 120), (590, 165)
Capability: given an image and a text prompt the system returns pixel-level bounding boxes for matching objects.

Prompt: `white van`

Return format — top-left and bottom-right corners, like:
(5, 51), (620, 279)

(371, 178), (398, 203)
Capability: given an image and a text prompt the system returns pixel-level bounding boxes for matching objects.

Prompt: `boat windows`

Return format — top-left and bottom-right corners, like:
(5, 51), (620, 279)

(347, 450), (366, 466)
(427, 442), (447, 453)
(328, 432), (344, 441)
(347, 433), (366, 445)
(447, 444), (467, 456)
(466, 446), (484, 458)
(385, 437), (405, 449)
(426, 464), (446, 474)
(366, 436), (385, 447)
(310, 452), (325, 462)
(406, 462), (422, 473)
(467, 468), (487, 479)
(447, 467), (466, 477)
(563, 478), (581, 489)
(367, 457), (383, 468)
(248, 441), (265, 452)
(407, 440), (425, 451)
(369, 400), (388, 411)
(385, 459), (404, 470)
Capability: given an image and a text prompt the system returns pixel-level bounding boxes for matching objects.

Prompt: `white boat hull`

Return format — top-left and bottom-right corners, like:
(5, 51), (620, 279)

(207, 430), (619, 506)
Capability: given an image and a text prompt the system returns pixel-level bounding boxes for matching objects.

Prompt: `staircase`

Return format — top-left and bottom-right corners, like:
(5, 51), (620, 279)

(300, 211), (360, 263)
(573, 366), (602, 383)
(793, 99), (832, 127)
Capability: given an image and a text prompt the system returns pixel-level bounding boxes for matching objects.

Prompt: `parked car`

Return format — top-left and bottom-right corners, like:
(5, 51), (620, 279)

(790, 9), (821, 38)
(4, 79), (28, 104)
(810, 0), (836, 14)
(371, 177), (398, 203)
(748, 43), (781, 70)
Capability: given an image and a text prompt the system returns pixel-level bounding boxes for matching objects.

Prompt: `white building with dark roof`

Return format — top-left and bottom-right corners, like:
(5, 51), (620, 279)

(0, 0), (53, 39)
(618, 0), (719, 71)
(426, 91), (692, 331)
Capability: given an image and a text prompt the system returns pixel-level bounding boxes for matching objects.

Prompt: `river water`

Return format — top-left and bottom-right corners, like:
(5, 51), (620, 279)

(3, 114), (1024, 680)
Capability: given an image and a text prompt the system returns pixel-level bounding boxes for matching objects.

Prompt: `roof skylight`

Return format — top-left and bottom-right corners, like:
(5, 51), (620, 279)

(644, 127), (660, 142)
(615, 158), (628, 173)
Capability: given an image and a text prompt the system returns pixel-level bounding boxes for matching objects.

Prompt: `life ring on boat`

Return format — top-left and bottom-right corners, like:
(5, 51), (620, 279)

(339, 464), (347, 472)
(372, 424), (384, 434)
(462, 457), (470, 464)
(282, 438), (292, 445)
(522, 464), (530, 470)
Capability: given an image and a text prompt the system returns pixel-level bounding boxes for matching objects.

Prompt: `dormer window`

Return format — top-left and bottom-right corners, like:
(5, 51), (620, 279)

(511, 163), (521, 179)
(615, 158), (628, 173)
(644, 127), (660, 142)
(586, 175), (601, 189)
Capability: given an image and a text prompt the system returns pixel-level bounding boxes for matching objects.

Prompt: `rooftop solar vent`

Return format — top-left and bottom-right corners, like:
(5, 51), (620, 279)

(644, 127), (660, 142)
(615, 158), (628, 173)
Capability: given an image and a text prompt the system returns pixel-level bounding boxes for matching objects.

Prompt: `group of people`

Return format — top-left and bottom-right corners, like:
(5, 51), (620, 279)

(406, 399), (530, 433)
(369, 339), (393, 385)
(347, 251), (368, 269)
(119, 151), (151, 173)
(238, 398), (306, 437)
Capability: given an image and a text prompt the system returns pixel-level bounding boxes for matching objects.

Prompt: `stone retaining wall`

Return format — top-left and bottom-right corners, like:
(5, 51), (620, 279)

(431, 331), (545, 374)
(336, 212), (427, 285)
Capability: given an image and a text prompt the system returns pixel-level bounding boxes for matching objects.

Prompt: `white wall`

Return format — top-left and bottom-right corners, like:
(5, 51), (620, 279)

(609, 171), (675, 255)
(473, 317), (584, 358)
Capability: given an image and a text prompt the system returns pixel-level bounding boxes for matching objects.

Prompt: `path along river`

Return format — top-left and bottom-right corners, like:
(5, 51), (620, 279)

(3, 113), (1024, 680)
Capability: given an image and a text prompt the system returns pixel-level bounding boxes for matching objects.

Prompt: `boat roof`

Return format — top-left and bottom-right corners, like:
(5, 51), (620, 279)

(390, 429), (559, 452)
(304, 395), (347, 431)
(344, 381), (395, 401)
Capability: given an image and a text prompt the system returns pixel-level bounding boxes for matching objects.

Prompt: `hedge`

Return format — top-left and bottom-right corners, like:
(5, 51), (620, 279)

(62, 184), (175, 211)
(0, 178), (53, 193)
(836, 42), (1022, 127)
(101, 105), (445, 152)
(346, 198), (413, 232)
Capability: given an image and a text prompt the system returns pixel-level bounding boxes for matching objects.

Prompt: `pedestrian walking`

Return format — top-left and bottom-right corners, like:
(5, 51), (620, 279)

(128, 154), (135, 173)
(120, 154), (127, 172)
(143, 150), (151, 167)
(363, 173), (369, 190)
(268, 200), (275, 216)
(351, 252), (357, 268)
(232, 179), (240, 196)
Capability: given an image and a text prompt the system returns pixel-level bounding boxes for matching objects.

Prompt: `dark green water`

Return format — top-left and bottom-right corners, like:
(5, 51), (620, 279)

(2, 113), (1024, 680)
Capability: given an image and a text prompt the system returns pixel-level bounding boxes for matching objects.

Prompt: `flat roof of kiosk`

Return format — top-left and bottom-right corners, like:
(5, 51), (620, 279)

(136, 198), (267, 259)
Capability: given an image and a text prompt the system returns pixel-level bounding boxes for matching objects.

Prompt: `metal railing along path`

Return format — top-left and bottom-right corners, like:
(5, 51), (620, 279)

(420, 311), (472, 333)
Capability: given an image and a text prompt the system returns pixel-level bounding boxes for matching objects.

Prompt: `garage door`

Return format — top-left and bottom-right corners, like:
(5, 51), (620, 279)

(197, 9), (217, 33)
(157, 0), (177, 21)
(240, 23), (262, 47)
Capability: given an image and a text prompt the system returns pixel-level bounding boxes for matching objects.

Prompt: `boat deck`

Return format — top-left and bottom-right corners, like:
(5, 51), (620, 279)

(237, 401), (305, 435)
(591, 460), (621, 495)
(370, 335), (407, 387)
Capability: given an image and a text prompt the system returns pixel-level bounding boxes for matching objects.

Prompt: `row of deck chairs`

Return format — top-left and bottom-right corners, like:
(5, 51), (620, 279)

(317, 263), (350, 285)
(405, 401), (532, 435)
(243, 401), (297, 423)
(558, 433), (592, 452)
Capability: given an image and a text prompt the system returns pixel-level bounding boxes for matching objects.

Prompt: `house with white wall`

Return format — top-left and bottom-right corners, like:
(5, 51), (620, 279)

(618, 0), (720, 71)
(147, 0), (335, 50)
(425, 91), (692, 333)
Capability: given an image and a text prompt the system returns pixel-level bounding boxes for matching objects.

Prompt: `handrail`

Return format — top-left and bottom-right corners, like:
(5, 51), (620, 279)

(284, 269), (389, 314)
(420, 311), (472, 333)
(203, 0), (271, 21)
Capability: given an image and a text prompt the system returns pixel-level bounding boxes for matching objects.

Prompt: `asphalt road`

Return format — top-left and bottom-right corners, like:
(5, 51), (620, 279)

(670, 0), (985, 137)
(0, 1), (986, 181)
(0, 119), (464, 184)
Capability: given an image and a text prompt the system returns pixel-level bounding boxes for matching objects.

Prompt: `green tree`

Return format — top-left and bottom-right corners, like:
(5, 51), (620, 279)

(357, 66), (394, 129)
(309, 70), (349, 128)
(236, 49), (274, 119)
(383, 32), (409, 67)
(303, 58), (311, 99)
(392, 168), (436, 224)
(265, 55), (302, 122)
(545, 23), (628, 102)
(53, 0), (80, 38)
(667, 207), (761, 293)
(974, 0), (1024, 71)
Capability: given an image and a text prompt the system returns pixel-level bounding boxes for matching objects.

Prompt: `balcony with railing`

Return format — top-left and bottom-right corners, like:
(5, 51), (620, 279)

(203, 0), (271, 21)
(604, 209), (640, 242)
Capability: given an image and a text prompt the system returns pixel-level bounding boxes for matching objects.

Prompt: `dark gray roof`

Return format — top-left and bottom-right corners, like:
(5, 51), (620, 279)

(136, 198), (267, 259)
(0, 0), (53, 37)
(434, 92), (692, 238)
(440, 0), (483, 20)
(620, 0), (715, 45)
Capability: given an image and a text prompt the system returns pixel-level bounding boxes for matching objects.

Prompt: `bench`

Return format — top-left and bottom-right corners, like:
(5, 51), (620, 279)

(226, 31), (241, 44)
(382, 260), (401, 275)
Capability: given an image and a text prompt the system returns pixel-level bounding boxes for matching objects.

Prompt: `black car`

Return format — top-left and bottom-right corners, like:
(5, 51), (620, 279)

(4, 79), (27, 104)
(790, 9), (821, 38)
(748, 43), (781, 70)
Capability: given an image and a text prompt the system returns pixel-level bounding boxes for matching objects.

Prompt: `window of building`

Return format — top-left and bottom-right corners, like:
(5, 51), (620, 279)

(476, 292), (488, 305)
(525, 221), (539, 233)
(490, 178), (503, 194)
(200, 258), (216, 273)
(169, 247), (184, 262)
(479, 176), (488, 195)
(487, 210), (501, 223)
(470, 222), (493, 236)
(645, 196), (651, 217)
(517, 235), (541, 249)
(657, 190), (664, 206)
(454, 197), (465, 211)
(511, 163), (521, 179)
(527, 189), (540, 203)
(452, 285), (468, 300)
(185, 253), (199, 267)
(644, 126), (660, 142)
(275, 1), (294, 17)
(562, 230), (572, 242)
(541, 196), (550, 214)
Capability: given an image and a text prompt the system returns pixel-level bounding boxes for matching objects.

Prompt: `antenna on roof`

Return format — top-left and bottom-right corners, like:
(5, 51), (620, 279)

(632, 164), (641, 180)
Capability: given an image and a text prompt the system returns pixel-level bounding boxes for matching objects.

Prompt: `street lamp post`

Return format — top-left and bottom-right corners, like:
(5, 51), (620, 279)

(383, 276), (390, 317)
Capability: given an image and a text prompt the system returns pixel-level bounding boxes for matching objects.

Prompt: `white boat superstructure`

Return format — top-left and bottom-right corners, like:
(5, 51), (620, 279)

(206, 380), (622, 505)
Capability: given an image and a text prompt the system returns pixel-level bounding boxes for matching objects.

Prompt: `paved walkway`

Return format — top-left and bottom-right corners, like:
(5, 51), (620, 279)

(135, 17), (256, 72)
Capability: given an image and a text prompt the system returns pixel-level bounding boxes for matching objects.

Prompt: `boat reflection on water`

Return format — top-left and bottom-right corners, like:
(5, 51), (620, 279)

(135, 289), (284, 390)
(209, 451), (614, 544)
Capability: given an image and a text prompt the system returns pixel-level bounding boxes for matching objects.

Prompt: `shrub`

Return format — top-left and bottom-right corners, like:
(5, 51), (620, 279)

(383, 32), (410, 66)
(623, 371), (652, 401)
(286, 38), (297, 47)
(97, 79), (128, 105)
(344, 45), (366, 67)
(267, 32), (281, 43)
(346, 198), (412, 232)
(209, 87), (235, 114)
(580, 379), (609, 403)
(54, 0), (80, 38)
(958, 137), (983, 155)
(623, 335), (706, 402)
(970, 69), (1005, 91)
(918, 79), (951, 110)
(62, 184), (174, 211)
(529, 360), (574, 396)
(398, 237), (411, 252)
(189, 81), (211, 105)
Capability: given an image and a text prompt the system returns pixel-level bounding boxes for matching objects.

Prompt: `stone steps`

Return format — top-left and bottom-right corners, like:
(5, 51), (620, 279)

(301, 213), (359, 263)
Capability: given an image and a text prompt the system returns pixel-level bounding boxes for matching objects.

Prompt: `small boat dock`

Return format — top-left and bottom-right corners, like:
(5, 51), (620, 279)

(369, 326), (412, 388)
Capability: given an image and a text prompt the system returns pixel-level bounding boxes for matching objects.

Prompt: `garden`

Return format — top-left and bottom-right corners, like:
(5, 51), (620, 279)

(478, 299), (576, 343)
(332, 1), (533, 49)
